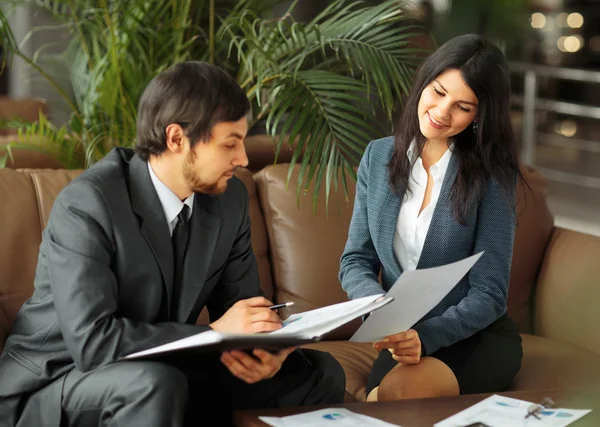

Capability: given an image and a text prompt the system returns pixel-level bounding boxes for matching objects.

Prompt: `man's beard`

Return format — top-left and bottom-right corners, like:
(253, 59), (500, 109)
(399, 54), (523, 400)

(183, 150), (228, 195)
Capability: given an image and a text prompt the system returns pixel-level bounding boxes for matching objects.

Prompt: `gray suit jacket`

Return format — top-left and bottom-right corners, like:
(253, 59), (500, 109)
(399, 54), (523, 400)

(340, 137), (517, 356)
(0, 148), (261, 426)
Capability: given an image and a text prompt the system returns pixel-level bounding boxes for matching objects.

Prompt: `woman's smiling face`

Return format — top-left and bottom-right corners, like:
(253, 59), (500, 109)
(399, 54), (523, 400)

(417, 68), (479, 144)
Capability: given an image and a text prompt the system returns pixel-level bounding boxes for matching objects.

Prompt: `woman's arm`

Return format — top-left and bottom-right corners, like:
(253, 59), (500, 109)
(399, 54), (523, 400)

(339, 142), (385, 300)
(414, 177), (517, 356)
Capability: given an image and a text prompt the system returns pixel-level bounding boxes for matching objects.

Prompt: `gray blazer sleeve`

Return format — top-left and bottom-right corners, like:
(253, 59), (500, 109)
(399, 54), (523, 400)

(414, 178), (517, 355)
(339, 142), (384, 299)
(47, 181), (207, 372)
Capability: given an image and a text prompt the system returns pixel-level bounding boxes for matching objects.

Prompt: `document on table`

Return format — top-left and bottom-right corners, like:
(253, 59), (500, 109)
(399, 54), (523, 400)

(434, 394), (591, 427)
(259, 408), (402, 427)
(125, 294), (393, 360)
(351, 252), (483, 342)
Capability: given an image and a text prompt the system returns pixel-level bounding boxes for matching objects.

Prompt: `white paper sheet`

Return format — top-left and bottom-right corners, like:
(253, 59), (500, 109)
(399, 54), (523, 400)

(271, 294), (386, 336)
(351, 252), (483, 342)
(259, 408), (402, 427)
(434, 394), (591, 427)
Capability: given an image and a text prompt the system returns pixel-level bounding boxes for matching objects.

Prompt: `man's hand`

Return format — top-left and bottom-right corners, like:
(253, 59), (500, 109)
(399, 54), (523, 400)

(209, 296), (282, 334)
(373, 329), (422, 364)
(220, 347), (296, 384)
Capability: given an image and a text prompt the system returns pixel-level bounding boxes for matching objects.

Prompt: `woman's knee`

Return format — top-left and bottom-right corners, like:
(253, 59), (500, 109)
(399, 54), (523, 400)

(377, 359), (459, 401)
(377, 367), (413, 401)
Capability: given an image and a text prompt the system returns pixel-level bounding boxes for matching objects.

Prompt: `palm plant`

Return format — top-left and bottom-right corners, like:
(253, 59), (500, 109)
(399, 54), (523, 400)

(0, 0), (430, 209)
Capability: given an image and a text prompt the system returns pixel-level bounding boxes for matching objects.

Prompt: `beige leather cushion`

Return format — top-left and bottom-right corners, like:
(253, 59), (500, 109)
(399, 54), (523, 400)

(304, 340), (378, 402)
(510, 334), (600, 391)
(307, 334), (600, 402)
(508, 166), (555, 333)
(0, 169), (82, 352)
(28, 170), (85, 227)
(235, 168), (273, 300)
(0, 170), (43, 353)
(244, 134), (299, 172)
(254, 164), (358, 338)
(196, 168), (273, 324)
(534, 228), (600, 355)
(0, 170), (84, 352)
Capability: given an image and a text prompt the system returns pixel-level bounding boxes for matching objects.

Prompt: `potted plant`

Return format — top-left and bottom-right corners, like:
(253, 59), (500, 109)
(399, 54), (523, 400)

(0, 0), (431, 208)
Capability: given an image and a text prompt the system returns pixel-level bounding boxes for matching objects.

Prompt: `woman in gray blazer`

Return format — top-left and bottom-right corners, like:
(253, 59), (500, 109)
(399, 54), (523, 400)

(340, 34), (525, 402)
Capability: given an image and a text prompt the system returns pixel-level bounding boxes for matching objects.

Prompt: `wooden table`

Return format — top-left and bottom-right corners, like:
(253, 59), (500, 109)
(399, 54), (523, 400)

(234, 389), (600, 426)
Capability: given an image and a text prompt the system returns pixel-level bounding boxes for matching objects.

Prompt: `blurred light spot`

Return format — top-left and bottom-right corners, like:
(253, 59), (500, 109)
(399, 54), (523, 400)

(558, 35), (582, 53)
(557, 36), (567, 52)
(567, 12), (584, 28)
(590, 36), (600, 53)
(531, 13), (546, 29)
(555, 120), (577, 137)
(556, 12), (569, 28)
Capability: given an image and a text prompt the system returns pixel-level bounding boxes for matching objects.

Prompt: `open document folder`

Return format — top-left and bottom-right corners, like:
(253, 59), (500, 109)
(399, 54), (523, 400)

(351, 252), (484, 343)
(125, 294), (393, 360)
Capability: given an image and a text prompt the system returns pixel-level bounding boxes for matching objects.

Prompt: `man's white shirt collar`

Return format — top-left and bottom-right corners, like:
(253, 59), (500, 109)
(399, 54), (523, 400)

(147, 162), (194, 230)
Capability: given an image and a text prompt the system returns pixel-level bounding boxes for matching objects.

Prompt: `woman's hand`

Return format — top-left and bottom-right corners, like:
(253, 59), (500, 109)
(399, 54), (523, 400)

(373, 329), (422, 364)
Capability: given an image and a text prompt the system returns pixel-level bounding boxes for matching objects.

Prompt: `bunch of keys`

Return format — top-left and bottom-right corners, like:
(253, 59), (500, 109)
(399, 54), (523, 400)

(525, 397), (555, 419)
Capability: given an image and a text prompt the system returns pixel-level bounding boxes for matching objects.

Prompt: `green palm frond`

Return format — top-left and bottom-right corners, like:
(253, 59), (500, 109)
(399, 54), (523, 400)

(0, 10), (18, 74)
(220, 0), (429, 211)
(3, 0), (201, 167)
(310, 1), (429, 116)
(0, 0), (430, 213)
(265, 70), (376, 210)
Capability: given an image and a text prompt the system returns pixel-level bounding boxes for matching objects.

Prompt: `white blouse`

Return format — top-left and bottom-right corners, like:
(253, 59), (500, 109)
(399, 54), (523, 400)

(393, 143), (454, 271)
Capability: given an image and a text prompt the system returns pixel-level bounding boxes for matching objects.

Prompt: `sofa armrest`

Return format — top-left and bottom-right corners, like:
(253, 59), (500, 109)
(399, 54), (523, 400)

(534, 227), (600, 356)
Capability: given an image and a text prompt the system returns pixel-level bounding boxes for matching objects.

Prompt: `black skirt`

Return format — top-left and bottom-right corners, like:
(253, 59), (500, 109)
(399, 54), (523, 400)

(365, 314), (523, 395)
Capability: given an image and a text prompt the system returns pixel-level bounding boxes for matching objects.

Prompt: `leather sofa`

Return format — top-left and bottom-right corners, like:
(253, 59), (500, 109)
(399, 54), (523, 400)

(1, 141), (600, 404)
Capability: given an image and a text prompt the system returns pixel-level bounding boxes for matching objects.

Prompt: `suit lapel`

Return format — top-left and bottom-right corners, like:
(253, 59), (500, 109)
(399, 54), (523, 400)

(128, 155), (175, 316)
(175, 194), (222, 324)
(378, 182), (405, 279)
(417, 153), (459, 269)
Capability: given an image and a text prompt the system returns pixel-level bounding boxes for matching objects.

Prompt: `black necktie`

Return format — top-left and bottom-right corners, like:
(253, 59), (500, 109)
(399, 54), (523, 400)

(171, 204), (190, 318)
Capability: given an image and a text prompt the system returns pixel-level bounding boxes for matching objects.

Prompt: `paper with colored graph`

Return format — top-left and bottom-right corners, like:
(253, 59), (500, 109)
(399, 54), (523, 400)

(259, 408), (401, 427)
(434, 394), (591, 427)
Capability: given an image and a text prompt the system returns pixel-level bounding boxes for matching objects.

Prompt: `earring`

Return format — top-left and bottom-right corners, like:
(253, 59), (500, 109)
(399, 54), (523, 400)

(472, 121), (478, 134)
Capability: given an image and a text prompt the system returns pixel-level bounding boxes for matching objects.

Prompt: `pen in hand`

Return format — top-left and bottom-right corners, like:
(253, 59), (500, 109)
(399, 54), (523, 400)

(268, 302), (294, 310)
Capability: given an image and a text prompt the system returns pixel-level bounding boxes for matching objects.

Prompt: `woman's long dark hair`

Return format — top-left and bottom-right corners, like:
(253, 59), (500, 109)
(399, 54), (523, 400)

(388, 34), (525, 223)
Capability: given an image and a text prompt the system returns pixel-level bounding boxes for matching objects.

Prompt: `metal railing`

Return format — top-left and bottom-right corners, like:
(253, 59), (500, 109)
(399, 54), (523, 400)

(508, 61), (600, 189)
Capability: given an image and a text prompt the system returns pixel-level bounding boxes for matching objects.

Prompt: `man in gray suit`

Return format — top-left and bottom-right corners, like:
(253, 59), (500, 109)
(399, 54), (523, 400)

(0, 61), (345, 427)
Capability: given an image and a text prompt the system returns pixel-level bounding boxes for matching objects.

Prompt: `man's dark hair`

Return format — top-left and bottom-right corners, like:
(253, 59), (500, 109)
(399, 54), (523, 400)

(135, 61), (250, 160)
